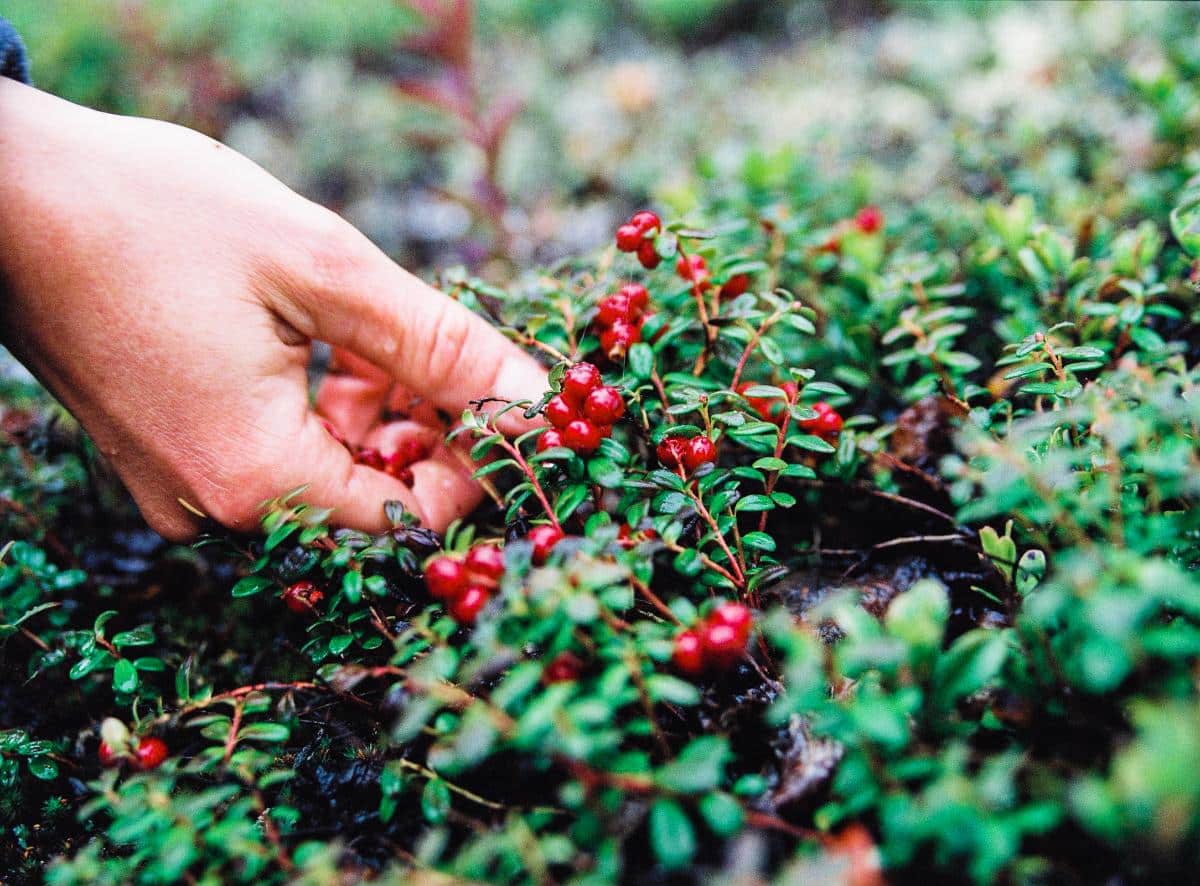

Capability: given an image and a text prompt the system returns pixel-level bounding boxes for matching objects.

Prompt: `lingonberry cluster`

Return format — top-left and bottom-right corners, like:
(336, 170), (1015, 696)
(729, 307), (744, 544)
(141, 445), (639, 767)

(656, 433), (717, 474)
(737, 382), (844, 440)
(424, 542), (506, 624)
(540, 362), (626, 454)
(354, 438), (429, 487)
(97, 718), (168, 771)
(281, 580), (324, 614)
(614, 209), (662, 269)
(593, 283), (652, 361)
(671, 602), (753, 676)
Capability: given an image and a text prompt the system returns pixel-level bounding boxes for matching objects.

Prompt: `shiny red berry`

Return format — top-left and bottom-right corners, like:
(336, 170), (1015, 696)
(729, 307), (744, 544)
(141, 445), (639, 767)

(597, 293), (634, 326)
(528, 524), (565, 565)
(583, 386), (625, 425)
(683, 435), (717, 471)
(562, 362), (602, 405)
(282, 581), (323, 614)
(636, 239), (661, 269)
(98, 741), (121, 767)
(630, 210), (660, 233)
(675, 254), (710, 287)
(600, 318), (641, 358)
(356, 447), (386, 470)
(425, 556), (467, 601)
(854, 205), (883, 234)
(815, 409), (844, 438)
(449, 584), (489, 624)
(133, 737), (168, 771)
(544, 394), (578, 429)
(720, 273), (751, 298)
(701, 622), (745, 670)
(672, 630), (705, 676)
(543, 652), (582, 683)
(656, 436), (689, 471)
(615, 224), (642, 252)
(465, 544), (505, 582)
(563, 418), (603, 454)
(619, 282), (650, 312)
(537, 429), (565, 453)
(709, 602), (752, 641)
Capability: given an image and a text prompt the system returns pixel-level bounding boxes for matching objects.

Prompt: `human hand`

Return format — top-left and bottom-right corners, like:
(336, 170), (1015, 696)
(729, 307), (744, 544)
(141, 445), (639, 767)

(0, 79), (546, 539)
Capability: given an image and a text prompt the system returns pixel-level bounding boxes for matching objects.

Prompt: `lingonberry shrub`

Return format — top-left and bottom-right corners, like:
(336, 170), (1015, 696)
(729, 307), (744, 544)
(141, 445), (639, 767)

(7, 22), (1200, 880)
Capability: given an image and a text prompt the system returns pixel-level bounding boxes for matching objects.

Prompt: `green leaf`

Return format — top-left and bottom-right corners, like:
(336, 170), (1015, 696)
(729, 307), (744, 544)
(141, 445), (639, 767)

(649, 798), (696, 870)
(932, 630), (1008, 707)
(699, 792), (744, 837)
(645, 674), (700, 706)
(656, 736), (730, 794)
(111, 625), (155, 648)
(329, 634), (354, 655)
(588, 457), (625, 489)
(231, 575), (274, 598)
(422, 777), (451, 824)
(735, 494), (775, 512)
(27, 756), (58, 781)
(239, 723), (291, 743)
(628, 342), (655, 380)
(112, 658), (139, 694)
(342, 571), (363, 604)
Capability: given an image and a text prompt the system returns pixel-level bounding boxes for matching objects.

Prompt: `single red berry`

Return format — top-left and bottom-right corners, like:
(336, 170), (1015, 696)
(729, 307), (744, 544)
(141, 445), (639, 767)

(449, 584), (490, 624)
(528, 524), (565, 565)
(720, 273), (751, 299)
(701, 622), (745, 670)
(615, 223), (643, 252)
(356, 447), (387, 470)
(562, 362), (602, 405)
(543, 652), (582, 683)
(636, 239), (661, 269)
(629, 210), (661, 234)
(537, 429), (565, 453)
(675, 254), (710, 287)
(583, 386), (625, 425)
(465, 544), (505, 582)
(544, 394), (579, 429)
(597, 293), (634, 326)
(425, 556), (467, 601)
(815, 408), (844, 438)
(282, 581), (323, 614)
(394, 467), (415, 487)
(619, 282), (650, 312)
(563, 418), (603, 454)
(709, 602), (753, 641)
(854, 205), (883, 234)
(600, 318), (641, 358)
(683, 435), (717, 471)
(818, 234), (841, 254)
(133, 737), (168, 771)
(672, 630), (705, 676)
(98, 741), (121, 767)
(656, 436), (689, 471)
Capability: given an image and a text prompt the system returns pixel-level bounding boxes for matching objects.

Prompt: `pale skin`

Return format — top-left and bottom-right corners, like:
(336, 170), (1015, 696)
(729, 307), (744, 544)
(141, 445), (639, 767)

(0, 79), (547, 539)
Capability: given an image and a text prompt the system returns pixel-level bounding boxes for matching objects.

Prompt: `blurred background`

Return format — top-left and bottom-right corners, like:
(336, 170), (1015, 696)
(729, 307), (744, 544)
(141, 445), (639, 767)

(7, 0), (1199, 279)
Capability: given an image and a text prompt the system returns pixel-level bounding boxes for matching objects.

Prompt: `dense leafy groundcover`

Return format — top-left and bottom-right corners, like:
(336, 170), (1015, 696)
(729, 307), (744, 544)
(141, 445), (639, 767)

(4, 16), (1200, 885)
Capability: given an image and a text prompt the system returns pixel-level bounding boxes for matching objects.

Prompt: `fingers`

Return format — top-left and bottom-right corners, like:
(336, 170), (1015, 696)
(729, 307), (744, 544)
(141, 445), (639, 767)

(272, 212), (547, 437)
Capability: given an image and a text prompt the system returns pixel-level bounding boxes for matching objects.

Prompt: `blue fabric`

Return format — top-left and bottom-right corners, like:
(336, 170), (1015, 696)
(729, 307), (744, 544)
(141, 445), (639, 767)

(0, 18), (30, 84)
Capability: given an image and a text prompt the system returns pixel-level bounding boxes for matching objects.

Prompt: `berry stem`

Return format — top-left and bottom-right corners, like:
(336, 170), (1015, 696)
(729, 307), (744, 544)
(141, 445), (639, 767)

(676, 241), (716, 376)
(493, 434), (563, 532)
(729, 307), (787, 391)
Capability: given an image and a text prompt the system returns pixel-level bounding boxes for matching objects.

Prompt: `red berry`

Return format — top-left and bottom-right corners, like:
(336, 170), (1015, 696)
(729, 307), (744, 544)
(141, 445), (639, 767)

(537, 429), (564, 453)
(683, 435), (717, 471)
(544, 394), (578, 429)
(615, 224), (642, 252)
(562, 362), (602, 405)
(818, 234), (841, 254)
(854, 205), (883, 234)
(636, 239), (661, 269)
(563, 419), (603, 454)
(672, 630), (705, 676)
(465, 544), (505, 582)
(629, 210), (660, 234)
(701, 622), (745, 670)
(619, 282), (650, 312)
(544, 652), (582, 683)
(425, 556), (467, 601)
(656, 436), (689, 471)
(815, 409), (844, 438)
(709, 602), (752, 641)
(98, 741), (121, 767)
(356, 447), (386, 470)
(527, 524), (565, 565)
(720, 273), (751, 298)
(282, 581), (323, 614)
(583, 386), (625, 425)
(600, 318), (641, 358)
(449, 584), (489, 624)
(675, 254), (710, 287)
(597, 293), (634, 326)
(133, 737), (168, 771)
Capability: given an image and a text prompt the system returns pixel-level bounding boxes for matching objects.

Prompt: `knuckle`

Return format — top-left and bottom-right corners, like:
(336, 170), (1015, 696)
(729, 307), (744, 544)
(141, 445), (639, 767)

(423, 307), (476, 380)
(297, 208), (370, 295)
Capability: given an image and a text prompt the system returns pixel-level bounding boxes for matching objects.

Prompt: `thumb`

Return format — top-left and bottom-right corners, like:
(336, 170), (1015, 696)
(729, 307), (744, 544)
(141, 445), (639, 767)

(274, 214), (548, 435)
